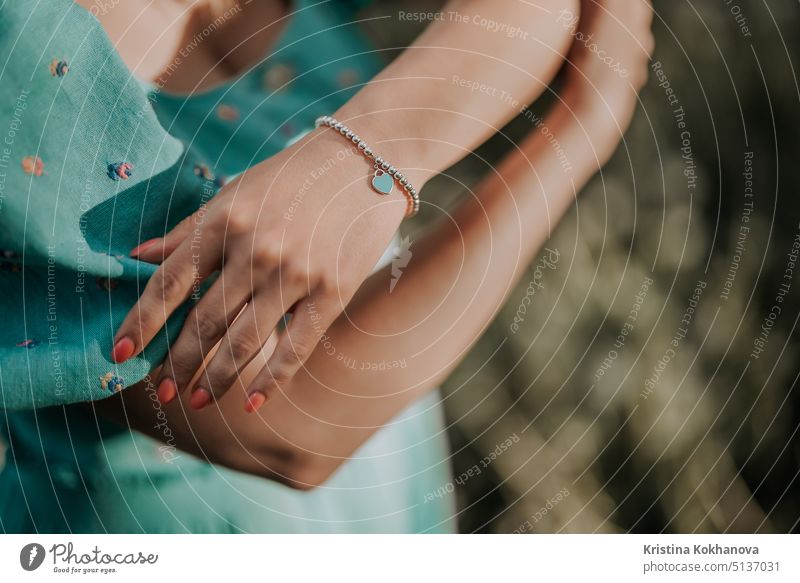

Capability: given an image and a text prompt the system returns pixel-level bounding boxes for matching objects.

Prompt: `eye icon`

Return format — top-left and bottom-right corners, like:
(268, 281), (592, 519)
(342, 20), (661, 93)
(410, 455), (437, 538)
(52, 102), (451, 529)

(19, 543), (46, 571)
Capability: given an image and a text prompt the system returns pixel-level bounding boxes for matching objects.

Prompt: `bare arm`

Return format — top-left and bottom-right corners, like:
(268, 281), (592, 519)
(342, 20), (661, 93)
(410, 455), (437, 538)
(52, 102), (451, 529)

(95, 0), (653, 489)
(114, 0), (581, 412)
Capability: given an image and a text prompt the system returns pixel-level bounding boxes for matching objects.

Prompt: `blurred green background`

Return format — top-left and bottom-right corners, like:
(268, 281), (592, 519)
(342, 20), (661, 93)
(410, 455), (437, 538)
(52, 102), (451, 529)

(365, 0), (800, 532)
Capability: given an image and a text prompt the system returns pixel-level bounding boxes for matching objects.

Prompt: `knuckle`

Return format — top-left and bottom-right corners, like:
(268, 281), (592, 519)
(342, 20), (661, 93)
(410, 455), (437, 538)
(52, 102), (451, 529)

(228, 331), (258, 361)
(156, 268), (184, 302)
(251, 243), (282, 269)
(224, 210), (250, 236)
(134, 309), (159, 338)
(270, 365), (294, 385)
(195, 311), (223, 343)
(316, 273), (342, 296)
(281, 261), (311, 286)
(284, 337), (312, 366)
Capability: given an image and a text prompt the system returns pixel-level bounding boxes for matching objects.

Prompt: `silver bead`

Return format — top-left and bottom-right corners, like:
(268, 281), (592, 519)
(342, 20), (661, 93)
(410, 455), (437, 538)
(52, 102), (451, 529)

(345, 129), (354, 139)
(399, 177), (408, 188)
(374, 156), (383, 167)
(357, 142), (366, 151)
(364, 147), (373, 158)
(394, 172), (404, 182)
(380, 160), (390, 171)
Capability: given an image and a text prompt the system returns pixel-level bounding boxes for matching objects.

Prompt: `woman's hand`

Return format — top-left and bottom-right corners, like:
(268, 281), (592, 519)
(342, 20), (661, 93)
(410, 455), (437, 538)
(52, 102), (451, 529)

(111, 0), (589, 414)
(112, 127), (410, 411)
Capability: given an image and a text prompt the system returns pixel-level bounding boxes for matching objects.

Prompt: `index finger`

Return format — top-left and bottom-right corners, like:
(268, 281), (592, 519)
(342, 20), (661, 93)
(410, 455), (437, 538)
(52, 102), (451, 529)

(111, 237), (221, 363)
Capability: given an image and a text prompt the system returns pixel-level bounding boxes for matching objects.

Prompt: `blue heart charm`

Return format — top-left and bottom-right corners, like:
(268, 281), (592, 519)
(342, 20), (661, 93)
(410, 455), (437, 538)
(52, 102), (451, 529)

(371, 169), (394, 195)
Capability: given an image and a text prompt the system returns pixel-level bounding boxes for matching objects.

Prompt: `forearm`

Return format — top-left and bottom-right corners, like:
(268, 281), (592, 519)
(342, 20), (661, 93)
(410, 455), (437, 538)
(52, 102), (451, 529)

(334, 0), (579, 187)
(94, 88), (609, 489)
(298, 87), (610, 430)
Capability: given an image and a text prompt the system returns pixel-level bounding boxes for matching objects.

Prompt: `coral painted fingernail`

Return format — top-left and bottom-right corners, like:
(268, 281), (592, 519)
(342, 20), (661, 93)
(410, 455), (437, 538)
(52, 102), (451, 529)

(244, 391), (266, 413)
(157, 378), (177, 404)
(189, 388), (212, 410)
(130, 238), (160, 258)
(111, 336), (135, 363)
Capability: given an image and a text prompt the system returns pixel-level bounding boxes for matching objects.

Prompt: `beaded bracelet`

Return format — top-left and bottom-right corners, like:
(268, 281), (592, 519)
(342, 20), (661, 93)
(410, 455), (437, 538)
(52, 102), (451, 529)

(314, 115), (420, 217)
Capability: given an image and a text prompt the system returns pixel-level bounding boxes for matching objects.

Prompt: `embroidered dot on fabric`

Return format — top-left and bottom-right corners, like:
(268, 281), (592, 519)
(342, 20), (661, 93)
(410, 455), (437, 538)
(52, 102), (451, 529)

(337, 68), (359, 88)
(216, 104), (240, 122)
(193, 163), (215, 181)
(107, 162), (134, 180)
(262, 63), (295, 92)
(16, 339), (41, 349)
(99, 372), (125, 393)
(49, 59), (69, 78)
(21, 155), (44, 176)
(95, 277), (119, 291)
(280, 122), (296, 139)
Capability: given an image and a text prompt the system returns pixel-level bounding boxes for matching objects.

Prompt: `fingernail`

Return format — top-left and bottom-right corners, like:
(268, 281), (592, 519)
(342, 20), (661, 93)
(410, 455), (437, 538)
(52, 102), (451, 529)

(111, 336), (135, 363)
(244, 391), (266, 413)
(190, 388), (212, 410)
(130, 238), (160, 258)
(157, 377), (177, 404)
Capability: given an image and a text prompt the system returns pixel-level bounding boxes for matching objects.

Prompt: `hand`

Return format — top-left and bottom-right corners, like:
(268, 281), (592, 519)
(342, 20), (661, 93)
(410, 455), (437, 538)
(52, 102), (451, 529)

(559, 0), (654, 162)
(112, 126), (413, 412)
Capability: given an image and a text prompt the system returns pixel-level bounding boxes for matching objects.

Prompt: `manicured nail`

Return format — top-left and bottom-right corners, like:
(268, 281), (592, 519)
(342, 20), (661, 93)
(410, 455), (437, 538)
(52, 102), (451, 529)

(157, 377), (177, 404)
(111, 336), (135, 363)
(189, 388), (212, 410)
(244, 391), (266, 413)
(130, 238), (160, 258)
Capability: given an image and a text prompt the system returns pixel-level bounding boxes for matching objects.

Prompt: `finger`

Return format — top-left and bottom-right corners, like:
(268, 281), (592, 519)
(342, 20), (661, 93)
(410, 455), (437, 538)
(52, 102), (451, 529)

(155, 270), (251, 403)
(131, 200), (216, 263)
(112, 237), (221, 363)
(244, 294), (333, 413)
(190, 284), (295, 409)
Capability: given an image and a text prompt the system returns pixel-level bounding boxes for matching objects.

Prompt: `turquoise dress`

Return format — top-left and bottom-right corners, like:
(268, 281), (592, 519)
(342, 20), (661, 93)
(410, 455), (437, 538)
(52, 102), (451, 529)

(0, 0), (455, 533)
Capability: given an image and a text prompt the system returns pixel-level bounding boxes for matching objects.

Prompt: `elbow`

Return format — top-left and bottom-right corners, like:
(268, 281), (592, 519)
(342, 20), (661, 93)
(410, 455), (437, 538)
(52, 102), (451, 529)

(247, 443), (340, 492)
(280, 456), (338, 492)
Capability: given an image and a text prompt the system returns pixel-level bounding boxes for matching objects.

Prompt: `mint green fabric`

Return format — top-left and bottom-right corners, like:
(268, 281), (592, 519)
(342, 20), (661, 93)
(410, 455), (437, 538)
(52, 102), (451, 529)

(0, 0), (455, 533)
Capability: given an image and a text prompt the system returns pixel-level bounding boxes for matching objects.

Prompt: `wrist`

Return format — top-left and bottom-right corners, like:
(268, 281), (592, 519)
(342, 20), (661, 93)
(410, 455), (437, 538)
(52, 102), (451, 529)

(294, 124), (412, 224)
(329, 107), (436, 190)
